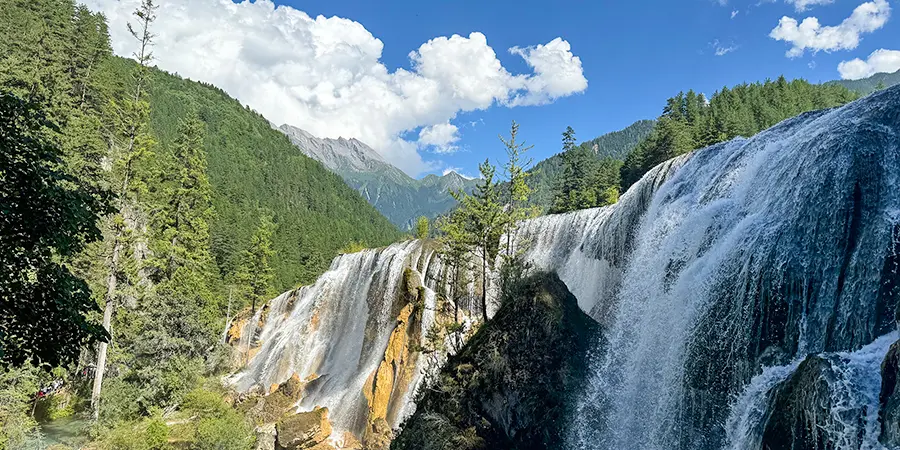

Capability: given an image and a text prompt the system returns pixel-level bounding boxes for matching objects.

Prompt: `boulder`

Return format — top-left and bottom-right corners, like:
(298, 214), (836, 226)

(391, 272), (603, 450)
(881, 339), (900, 446)
(255, 422), (277, 450)
(760, 356), (837, 450)
(276, 407), (334, 450)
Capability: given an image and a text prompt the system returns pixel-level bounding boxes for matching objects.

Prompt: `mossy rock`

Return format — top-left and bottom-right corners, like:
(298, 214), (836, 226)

(392, 272), (602, 450)
(275, 407), (332, 450)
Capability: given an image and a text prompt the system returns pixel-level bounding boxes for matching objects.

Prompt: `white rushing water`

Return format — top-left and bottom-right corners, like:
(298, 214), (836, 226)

(567, 87), (900, 449)
(230, 87), (900, 449)
(229, 241), (433, 436)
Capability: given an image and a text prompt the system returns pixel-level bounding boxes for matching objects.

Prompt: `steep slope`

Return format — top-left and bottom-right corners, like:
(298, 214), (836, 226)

(525, 119), (656, 209)
(108, 58), (404, 290)
(391, 272), (602, 450)
(280, 124), (477, 229)
(829, 69), (900, 96)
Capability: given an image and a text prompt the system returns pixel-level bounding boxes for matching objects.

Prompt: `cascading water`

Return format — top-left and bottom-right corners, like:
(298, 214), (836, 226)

(229, 240), (447, 438)
(564, 86), (900, 449)
(229, 87), (900, 449)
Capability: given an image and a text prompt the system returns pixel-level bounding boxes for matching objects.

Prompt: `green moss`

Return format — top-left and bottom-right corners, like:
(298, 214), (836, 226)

(392, 272), (602, 450)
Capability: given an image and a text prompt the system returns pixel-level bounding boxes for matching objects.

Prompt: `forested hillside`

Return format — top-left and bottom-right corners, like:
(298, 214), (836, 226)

(138, 60), (402, 289)
(620, 78), (858, 190)
(829, 69), (900, 96)
(523, 120), (655, 211)
(0, 1), (401, 447)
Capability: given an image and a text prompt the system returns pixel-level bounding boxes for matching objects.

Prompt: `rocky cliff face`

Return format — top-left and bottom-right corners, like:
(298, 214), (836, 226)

(391, 272), (602, 450)
(278, 124), (476, 229)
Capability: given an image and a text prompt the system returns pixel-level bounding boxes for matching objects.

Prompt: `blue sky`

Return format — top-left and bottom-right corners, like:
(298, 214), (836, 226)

(288, 0), (898, 176)
(87, 0), (899, 178)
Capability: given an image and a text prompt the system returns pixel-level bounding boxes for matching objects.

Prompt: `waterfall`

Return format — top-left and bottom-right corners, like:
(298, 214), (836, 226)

(229, 87), (900, 449)
(229, 240), (441, 437)
(564, 86), (900, 449)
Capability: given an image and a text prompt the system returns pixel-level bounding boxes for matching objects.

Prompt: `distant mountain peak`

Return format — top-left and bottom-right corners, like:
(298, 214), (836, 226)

(278, 124), (478, 229)
(278, 124), (389, 171)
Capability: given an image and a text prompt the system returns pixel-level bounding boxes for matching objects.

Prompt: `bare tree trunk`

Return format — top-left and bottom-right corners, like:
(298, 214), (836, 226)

(221, 287), (233, 344)
(481, 246), (488, 322)
(91, 237), (120, 420)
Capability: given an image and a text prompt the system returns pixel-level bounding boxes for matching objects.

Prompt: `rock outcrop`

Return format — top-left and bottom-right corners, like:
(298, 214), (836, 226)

(391, 272), (602, 450)
(760, 356), (836, 450)
(276, 407), (333, 450)
(362, 268), (425, 449)
(881, 339), (900, 447)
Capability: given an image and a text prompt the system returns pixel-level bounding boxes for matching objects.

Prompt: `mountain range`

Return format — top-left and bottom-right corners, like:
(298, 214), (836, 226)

(277, 70), (900, 229)
(279, 125), (478, 229)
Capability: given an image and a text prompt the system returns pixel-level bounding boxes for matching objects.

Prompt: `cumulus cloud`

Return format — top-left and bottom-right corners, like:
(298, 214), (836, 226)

(508, 38), (589, 106)
(770, 0), (891, 58)
(418, 123), (460, 154)
(82, 0), (587, 176)
(786, 0), (835, 12)
(838, 48), (900, 79)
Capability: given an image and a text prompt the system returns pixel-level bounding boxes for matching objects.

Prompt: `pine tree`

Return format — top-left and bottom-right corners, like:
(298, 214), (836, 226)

(415, 216), (430, 240)
(92, 0), (157, 420)
(438, 206), (473, 323)
(453, 159), (505, 322)
(236, 216), (276, 313)
(500, 120), (535, 261)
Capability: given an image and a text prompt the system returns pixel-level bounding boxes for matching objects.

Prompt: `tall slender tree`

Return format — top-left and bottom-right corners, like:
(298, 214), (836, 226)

(500, 120), (535, 261)
(453, 160), (505, 322)
(236, 216), (276, 313)
(92, 0), (157, 420)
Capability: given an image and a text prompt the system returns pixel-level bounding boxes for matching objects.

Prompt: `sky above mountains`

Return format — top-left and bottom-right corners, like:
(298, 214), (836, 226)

(85, 0), (900, 178)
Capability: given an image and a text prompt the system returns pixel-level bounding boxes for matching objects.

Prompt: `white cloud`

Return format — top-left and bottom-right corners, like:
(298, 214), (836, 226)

(418, 123), (460, 154)
(508, 38), (589, 106)
(82, 0), (587, 176)
(786, 0), (835, 12)
(712, 40), (739, 56)
(770, 0), (891, 58)
(838, 48), (900, 79)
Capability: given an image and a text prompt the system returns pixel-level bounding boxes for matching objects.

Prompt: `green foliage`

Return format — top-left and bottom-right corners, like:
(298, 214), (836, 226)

(550, 126), (622, 214)
(500, 121), (536, 258)
(134, 59), (403, 289)
(183, 387), (254, 450)
(100, 416), (170, 450)
(192, 413), (254, 450)
(0, 93), (109, 368)
(0, 366), (41, 449)
(416, 216), (430, 240)
(524, 120), (654, 210)
(450, 160), (506, 322)
(234, 216), (276, 312)
(620, 78), (859, 190)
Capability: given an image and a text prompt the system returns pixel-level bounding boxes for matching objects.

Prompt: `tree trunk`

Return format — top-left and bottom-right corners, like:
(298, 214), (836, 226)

(91, 236), (120, 420)
(481, 246), (488, 322)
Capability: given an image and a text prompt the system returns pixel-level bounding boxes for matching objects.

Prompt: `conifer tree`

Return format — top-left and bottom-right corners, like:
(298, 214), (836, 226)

(92, 0), (157, 420)
(236, 216), (276, 313)
(453, 160), (505, 322)
(500, 120), (535, 261)
(416, 216), (430, 240)
(439, 207), (473, 323)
